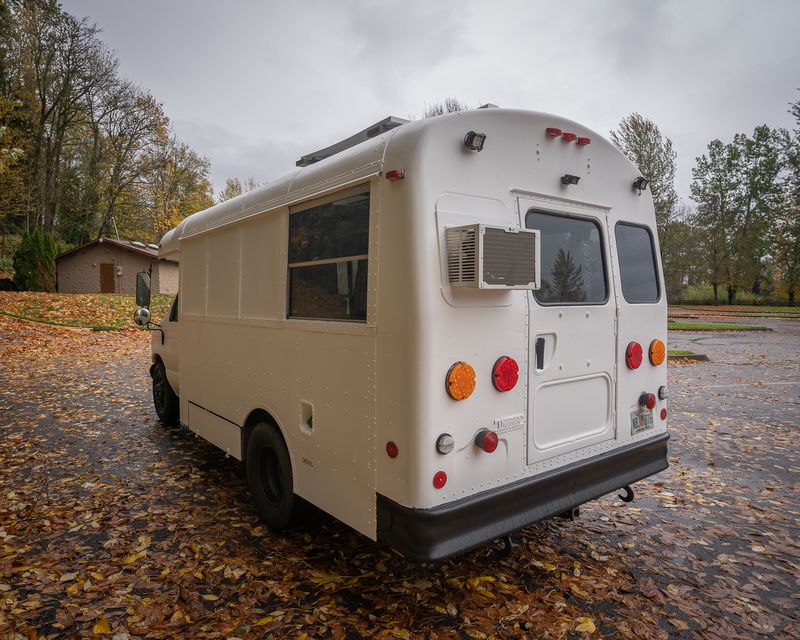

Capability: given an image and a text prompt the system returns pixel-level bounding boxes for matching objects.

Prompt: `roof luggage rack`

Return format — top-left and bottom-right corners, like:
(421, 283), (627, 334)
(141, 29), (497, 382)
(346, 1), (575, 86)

(296, 116), (409, 167)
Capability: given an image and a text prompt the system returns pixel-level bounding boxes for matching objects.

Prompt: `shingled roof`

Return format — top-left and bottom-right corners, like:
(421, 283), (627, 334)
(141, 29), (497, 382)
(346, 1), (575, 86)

(56, 237), (165, 261)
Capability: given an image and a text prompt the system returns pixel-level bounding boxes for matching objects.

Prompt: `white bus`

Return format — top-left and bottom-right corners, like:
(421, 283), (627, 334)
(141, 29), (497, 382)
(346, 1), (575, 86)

(134, 108), (669, 560)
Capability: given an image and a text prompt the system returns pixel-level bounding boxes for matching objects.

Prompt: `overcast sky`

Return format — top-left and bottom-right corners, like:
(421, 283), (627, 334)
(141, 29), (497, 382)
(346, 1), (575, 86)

(62, 0), (800, 202)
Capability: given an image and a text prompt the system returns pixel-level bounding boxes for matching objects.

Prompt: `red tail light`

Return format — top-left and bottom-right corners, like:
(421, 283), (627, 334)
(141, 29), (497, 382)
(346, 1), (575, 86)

(433, 471), (447, 489)
(639, 393), (656, 410)
(492, 356), (519, 392)
(660, 408), (667, 420)
(386, 441), (398, 458)
(475, 429), (499, 453)
(626, 342), (643, 369)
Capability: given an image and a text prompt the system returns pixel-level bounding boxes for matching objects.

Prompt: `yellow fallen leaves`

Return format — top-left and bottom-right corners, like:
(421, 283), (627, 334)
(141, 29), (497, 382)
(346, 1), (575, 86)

(92, 618), (111, 635)
(575, 617), (596, 633)
(123, 550), (146, 564)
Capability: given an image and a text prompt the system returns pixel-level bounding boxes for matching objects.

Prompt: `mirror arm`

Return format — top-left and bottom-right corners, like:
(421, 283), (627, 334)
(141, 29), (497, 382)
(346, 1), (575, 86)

(146, 322), (164, 344)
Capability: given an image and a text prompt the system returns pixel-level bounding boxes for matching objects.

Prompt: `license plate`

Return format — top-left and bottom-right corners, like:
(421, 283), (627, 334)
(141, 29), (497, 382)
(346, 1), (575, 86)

(631, 409), (654, 435)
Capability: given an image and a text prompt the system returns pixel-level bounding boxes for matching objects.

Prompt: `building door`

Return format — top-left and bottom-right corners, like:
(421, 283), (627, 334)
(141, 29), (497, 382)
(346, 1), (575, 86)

(100, 263), (115, 293)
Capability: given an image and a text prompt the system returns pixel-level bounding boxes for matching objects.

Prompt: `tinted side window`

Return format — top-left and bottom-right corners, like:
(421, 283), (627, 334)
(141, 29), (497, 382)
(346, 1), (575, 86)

(526, 211), (607, 304)
(288, 189), (369, 321)
(615, 223), (660, 303)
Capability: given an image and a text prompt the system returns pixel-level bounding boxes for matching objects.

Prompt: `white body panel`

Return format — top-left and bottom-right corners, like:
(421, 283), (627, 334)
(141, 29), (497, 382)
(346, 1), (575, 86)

(151, 108), (668, 542)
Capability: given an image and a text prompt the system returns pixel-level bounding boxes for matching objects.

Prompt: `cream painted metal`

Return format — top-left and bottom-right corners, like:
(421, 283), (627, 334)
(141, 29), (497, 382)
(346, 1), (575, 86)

(151, 108), (668, 557)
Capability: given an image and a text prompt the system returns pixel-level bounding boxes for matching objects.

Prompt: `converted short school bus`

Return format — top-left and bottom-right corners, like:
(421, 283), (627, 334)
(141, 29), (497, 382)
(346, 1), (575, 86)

(134, 108), (669, 560)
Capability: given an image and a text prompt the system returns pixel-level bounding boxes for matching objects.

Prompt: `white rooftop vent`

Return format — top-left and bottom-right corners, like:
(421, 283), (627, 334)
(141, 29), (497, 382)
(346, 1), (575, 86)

(296, 116), (408, 167)
(131, 241), (146, 248)
(147, 243), (159, 250)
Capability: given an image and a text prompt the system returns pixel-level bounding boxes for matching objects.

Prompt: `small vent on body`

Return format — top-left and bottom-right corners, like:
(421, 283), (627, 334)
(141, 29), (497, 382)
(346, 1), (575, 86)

(446, 227), (477, 284)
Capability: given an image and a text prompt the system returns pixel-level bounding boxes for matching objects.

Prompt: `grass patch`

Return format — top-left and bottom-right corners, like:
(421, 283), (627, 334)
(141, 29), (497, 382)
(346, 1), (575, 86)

(667, 350), (695, 356)
(668, 321), (770, 332)
(0, 291), (173, 330)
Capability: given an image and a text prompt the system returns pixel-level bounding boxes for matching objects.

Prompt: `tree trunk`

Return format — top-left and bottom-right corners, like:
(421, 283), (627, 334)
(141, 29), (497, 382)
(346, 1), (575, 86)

(727, 286), (736, 305)
(712, 282), (718, 302)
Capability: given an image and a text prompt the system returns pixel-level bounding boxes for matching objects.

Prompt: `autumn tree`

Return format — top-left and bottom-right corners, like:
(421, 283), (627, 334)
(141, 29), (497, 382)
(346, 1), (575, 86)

(217, 176), (260, 203)
(774, 95), (800, 301)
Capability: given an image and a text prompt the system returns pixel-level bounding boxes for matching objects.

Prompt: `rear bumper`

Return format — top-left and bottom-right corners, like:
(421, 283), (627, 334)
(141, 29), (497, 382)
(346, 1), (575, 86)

(377, 432), (669, 561)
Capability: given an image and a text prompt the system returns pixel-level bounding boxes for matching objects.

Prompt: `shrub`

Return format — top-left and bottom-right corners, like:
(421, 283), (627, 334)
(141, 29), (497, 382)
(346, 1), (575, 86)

(12, 230), (58, 292)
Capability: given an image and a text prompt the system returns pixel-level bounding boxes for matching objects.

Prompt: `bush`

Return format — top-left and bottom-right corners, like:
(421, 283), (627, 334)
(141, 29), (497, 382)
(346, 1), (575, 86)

(12, 230), (58, 292)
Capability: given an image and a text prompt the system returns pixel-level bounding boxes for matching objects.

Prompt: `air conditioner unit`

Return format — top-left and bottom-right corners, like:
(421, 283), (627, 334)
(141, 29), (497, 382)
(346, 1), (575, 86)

(446, 224), (540, 290)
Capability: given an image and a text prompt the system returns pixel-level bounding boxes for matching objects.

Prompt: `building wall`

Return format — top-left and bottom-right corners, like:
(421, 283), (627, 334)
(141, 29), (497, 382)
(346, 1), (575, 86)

(152, 260), (179, 295)
(56, 242), (155, 294)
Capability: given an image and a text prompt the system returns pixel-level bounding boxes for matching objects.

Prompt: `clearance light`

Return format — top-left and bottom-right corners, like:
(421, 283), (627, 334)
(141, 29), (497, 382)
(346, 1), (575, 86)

(649, 339), (666, 366)
(475, 429), (499, 453)
(546, 127), (562, 137)
(577, 137), (591, 145)
(385, 169), (405, 182)
(433, 471), (447, 489)
(660, 408), (667, 420)
(464, 131), (486, 152)
(446, 361), (476, 401)
(639, 392), (657, 410)
(436, 433), (455, 455)
(626, 342), (643, 369)
(562, 132), (577, 142)
(492, 356), (519, 392)
(386, 441), (399, 458)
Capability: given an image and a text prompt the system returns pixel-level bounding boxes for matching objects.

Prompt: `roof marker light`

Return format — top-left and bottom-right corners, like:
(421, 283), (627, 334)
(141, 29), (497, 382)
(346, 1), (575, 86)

(562, 132), (577, 142)
(577, 137), (591, 145)
(546, 127), (562, 137)
(385, 169), (405, 182)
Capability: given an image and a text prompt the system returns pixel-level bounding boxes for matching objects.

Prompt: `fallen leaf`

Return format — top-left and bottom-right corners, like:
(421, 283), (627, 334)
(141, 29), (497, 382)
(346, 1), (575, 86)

(575, 617), (596, 633)
(93, 618), (111, 635)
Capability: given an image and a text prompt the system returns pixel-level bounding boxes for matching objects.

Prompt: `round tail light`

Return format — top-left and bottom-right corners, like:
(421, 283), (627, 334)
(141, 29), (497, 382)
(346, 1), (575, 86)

(626, 342), (643, 369)
(475, 429), (499, 453)
(433, 471), (447, 489)
(446, 361), (476, 401)
(649, 339), (666, 366)
(492, 356), (519, 392)
(639, 392), (656, 410)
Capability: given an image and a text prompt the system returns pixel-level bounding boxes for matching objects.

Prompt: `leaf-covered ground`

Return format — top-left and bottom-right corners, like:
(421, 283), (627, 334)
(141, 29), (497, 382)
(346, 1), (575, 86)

(0, 292), (173, 330)
(1, 314), (798, 639)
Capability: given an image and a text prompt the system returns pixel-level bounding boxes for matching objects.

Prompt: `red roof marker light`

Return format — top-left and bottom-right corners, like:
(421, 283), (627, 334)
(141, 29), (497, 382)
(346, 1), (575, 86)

(562, 132), (577, 142)
(385, 169), (405, 182)
(546, 127), (562, 137)
(577, 137), (591, 145)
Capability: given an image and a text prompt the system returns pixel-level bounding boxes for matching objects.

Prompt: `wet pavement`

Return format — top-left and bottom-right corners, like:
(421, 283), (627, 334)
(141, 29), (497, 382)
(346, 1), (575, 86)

(1, 315), (798, 639)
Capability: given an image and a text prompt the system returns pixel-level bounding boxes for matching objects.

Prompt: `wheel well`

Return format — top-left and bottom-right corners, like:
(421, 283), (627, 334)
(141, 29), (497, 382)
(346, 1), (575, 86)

(242, 408), (283, 459)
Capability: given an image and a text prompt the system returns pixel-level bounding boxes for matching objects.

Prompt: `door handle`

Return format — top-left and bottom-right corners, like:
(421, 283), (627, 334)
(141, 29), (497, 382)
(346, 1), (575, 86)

(535, 337), (545, 370)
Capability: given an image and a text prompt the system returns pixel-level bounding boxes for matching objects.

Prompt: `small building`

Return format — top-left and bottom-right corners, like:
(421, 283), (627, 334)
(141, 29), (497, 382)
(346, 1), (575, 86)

(56, 237), (178, 295)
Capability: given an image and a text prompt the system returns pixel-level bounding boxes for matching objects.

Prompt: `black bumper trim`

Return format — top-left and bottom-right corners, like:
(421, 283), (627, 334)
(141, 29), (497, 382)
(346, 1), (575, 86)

(377, 432), (669, 561)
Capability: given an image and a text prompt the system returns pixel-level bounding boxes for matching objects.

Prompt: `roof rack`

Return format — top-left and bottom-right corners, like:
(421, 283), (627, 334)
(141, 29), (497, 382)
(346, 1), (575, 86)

(296, 116), (409, 167)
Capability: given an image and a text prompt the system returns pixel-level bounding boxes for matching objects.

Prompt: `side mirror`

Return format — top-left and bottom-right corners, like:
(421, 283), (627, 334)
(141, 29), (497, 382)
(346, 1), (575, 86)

(133, 307), (151, 326)
(136, 271), (152, 308)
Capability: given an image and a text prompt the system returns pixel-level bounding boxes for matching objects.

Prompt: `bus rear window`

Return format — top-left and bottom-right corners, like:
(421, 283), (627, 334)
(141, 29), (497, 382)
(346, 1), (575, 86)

(526, 211), (607, 305)
(615, 223), (660, 303)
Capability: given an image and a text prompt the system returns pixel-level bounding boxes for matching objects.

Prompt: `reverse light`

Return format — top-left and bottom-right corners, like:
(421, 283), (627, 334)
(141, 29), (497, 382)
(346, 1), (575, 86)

(492, 356), (519, 392)
(649, 339), (666, 366)
(639, 392), (657, 410)
(626, 342), (643, 369)
(433, 471), (447, 489)
(446, 361), (476, 401)
(658, 385), (668, 400)
(436, 433), (455, 455)
(475, 429), (499, 453)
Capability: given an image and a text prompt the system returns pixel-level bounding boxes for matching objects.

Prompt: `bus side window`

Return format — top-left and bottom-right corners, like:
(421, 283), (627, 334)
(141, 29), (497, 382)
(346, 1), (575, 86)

(287, 187), (370, 322)
(615, 223), (660, 303)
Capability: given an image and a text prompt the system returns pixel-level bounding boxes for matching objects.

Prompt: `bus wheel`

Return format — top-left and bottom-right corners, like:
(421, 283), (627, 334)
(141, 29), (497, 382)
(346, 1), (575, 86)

(151, 361), (179, 424)
(246, 423), (294, 530)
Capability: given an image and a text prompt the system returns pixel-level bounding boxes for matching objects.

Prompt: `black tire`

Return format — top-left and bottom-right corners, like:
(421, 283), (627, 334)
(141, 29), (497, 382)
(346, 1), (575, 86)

(246, 423), (295, 530)
(152, 361), (179, 425)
